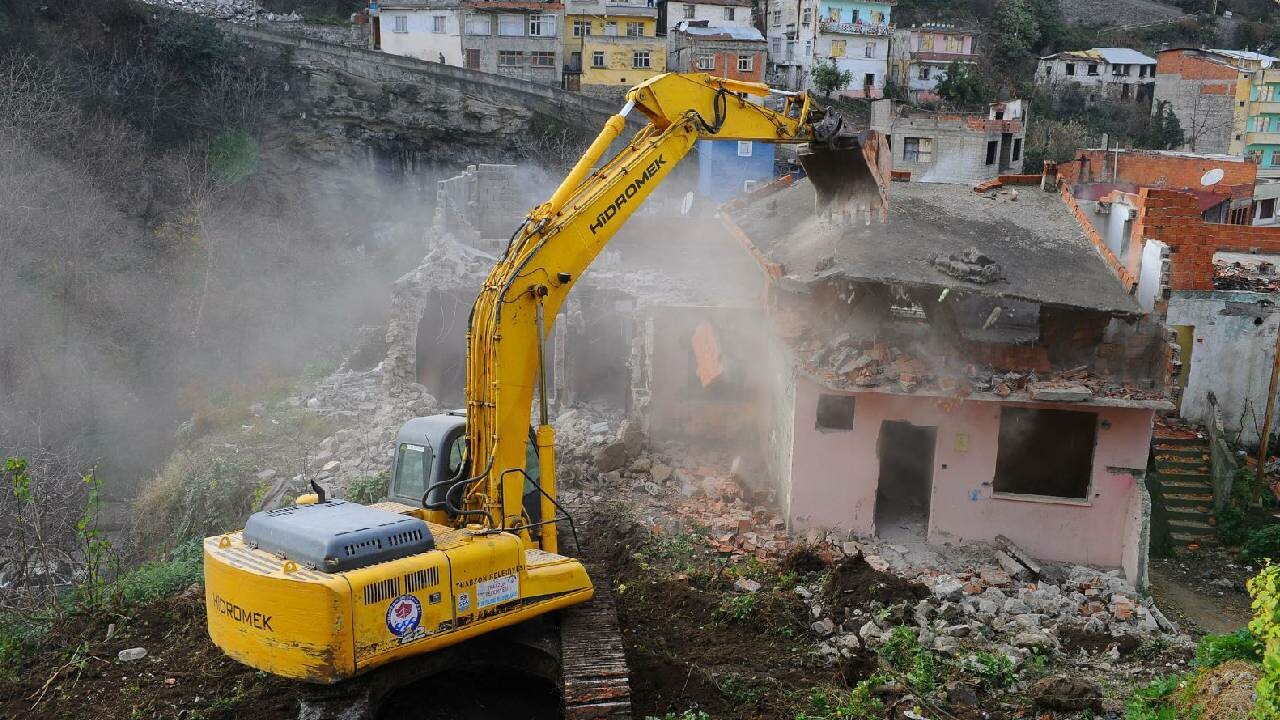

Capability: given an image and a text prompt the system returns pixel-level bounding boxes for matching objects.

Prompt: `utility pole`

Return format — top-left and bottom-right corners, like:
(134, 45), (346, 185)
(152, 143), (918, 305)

(1256, 315), (1280, 505)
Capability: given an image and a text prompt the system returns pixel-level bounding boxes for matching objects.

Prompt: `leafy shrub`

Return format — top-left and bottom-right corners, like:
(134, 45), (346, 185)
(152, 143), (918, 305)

(1125, 674), (1189, 720)
(347, 472), (388, 505)
(1249, 562), (1280, 718)
(1193, 628), (1261, 669)
(115, 539), (204, 605)
(877, 626), (921, 672)
(793, 676), (887, 720)
(1218, 506), (1249, 547)
(1243, 525), (1280, 563)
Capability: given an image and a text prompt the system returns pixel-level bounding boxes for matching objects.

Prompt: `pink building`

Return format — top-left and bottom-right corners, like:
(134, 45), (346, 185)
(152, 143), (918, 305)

(697, 176), (1174, 587)
(889, 24), (978, 103)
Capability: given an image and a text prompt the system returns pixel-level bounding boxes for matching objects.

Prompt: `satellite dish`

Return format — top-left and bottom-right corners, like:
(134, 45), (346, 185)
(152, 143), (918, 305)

(681, 191), (694, 216)
(1201, 168), (1225, 186)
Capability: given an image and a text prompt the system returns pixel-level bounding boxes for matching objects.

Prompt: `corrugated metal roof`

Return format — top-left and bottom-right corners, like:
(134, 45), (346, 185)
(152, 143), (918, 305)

(1208, 48), (1280, 65)
(1039, 47), (1156, 64)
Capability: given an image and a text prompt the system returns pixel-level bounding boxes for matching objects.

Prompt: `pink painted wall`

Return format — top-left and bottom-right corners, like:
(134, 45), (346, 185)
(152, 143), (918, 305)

(787, 378), (1154, 574)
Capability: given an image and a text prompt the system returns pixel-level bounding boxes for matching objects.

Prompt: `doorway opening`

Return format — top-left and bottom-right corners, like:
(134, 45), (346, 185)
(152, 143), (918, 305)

(874, 420), (937, 540)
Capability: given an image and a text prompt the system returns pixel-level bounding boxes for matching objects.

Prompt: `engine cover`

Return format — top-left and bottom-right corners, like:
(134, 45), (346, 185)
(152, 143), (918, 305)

(243, 500), (434, 572)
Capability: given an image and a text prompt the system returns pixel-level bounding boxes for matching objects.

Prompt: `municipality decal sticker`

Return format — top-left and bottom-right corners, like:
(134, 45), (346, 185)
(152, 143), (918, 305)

(386, 594), (422, 637)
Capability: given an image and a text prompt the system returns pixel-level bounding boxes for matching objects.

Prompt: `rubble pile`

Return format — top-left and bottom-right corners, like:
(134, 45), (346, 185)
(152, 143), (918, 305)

(1215, 259), (1280, 292)
(930, 247), (1005, 284)
(792, 333), (1162, 402)
(140, 0), (301, 23)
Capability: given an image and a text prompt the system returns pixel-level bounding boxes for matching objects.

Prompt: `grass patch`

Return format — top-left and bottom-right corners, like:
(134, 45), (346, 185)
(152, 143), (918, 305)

(115, 539), (204, 605)
(1193, 628), (1261, 669)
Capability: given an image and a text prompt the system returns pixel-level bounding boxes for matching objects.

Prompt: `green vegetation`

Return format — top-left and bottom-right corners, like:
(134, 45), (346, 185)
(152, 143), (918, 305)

(966, 650), (1017, 690)
(1193, 628), (1262, 669)
(347, 472), (389, 505)
(935, 61), (989, 110)
(715, 593), (757, 622)
(1244, 526), (1280, 564)
(1125, 674), (1192, 720)
(115, 539), (205, 605)
(1249, 562), (1280, 718)
(644, 712), (710, 720)
(811, 61), (853, 98)
(793, 676), (888, 720)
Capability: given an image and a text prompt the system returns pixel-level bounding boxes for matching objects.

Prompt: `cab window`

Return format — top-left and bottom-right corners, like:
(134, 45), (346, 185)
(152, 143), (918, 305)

(394, 442), (432, 501)
(524, 439), (540, 494)
(445, 433), (467, 479)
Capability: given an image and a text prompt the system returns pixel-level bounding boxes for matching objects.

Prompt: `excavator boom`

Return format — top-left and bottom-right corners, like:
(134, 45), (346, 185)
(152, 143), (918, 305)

(201, 73), (886, 689)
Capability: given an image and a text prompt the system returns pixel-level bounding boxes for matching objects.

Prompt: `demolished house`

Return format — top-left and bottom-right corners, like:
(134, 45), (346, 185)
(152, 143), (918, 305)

(710, 176), (1172, 586)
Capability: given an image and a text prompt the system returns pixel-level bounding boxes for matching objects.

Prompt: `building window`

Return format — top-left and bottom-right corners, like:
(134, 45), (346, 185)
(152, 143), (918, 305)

(864, 41), (874, 58)
(830, 39), (845, 57)
(465, 15), (490, 34)
(803, 39), (811, 56)
(592, 51), (606, 68)
(604, 20), (618, 35)
(985, 140), (997, 165)
(626, 21), (644, 37)
(529, 14), (556, 36)
(737, 54), (752, 72)
(1045, 64), (1053, 76)
(815, 394), (855, 431)
(696, 54), (715, 70)
(531, 50), (555, 67)
(392, 14), (408, 33)
(633, 50), (651, 69)
(498, 49), (524, 65)
(572, 19), (592, 36)
(1065, 62), (1075, 76)
(772, 9), (781, 24)
(1012, 137), (1022, 161)
(1087, 63), (1099, 76)
(770, 37), (781, 54)
(724, 6), (735, 20)
(432, 15), (446, 33)
(801, 7), (811, 24)
(902, 136), (932, 162)
(918, 65), (930, 80)
(1259, 198), (1276, 220)
(737, 140), (753, 156)
(993, 408), (1097, 500)
(683, 3), (695, 18)
(498, 14), (524, 35)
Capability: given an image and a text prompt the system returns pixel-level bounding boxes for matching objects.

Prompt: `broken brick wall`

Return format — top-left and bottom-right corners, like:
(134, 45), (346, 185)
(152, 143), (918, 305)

(1058, 149), (1256, 202)
(1140, 188), (1280, 291)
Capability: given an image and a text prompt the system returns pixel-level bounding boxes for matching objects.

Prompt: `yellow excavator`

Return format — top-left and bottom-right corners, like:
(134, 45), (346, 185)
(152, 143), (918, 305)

(202, 73), (885, 686)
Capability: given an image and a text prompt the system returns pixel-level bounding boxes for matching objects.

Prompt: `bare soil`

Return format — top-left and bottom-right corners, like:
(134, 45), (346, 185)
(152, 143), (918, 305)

(0, 593), (299, 720)
(823, 552), (929, 625)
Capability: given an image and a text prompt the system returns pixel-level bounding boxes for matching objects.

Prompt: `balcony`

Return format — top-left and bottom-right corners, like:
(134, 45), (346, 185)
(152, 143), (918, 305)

(817, 20), (893, 36)
(1249, 131), (1280, 145)
(1254, 101), (1280, 115)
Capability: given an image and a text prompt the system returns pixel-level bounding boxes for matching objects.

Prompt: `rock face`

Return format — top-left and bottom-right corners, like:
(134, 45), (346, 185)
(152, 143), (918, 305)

(1030, 674), (1103, 711)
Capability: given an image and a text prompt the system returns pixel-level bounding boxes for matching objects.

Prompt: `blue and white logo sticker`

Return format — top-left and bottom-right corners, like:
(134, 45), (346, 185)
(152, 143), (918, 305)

(386, 594), (422, 637)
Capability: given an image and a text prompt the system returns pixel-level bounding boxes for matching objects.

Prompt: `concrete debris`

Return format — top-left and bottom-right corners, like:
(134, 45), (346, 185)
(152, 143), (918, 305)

(1030, 674), (1103, 711)
(1027, 381), (1093, 402)
(930, 247), (1005, 284)
(734, 578), (762, 594)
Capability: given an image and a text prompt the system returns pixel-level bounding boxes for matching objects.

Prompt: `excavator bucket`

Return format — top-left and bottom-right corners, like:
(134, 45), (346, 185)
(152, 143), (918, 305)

(799, 117), (892, 222)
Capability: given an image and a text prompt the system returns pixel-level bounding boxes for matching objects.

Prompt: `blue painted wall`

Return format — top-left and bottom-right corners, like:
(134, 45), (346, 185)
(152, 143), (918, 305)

(817, 0), (892, 25)
(696, 139), (776, 202)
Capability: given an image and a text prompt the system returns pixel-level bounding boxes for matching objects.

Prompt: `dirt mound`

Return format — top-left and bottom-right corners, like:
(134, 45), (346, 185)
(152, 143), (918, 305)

(1, 595), (298, 720)
(823, 552), (928, 621)
(780, 544), (829, 574)
(1187, 660), (1260, 720)
(1058, 625), (1142, 656)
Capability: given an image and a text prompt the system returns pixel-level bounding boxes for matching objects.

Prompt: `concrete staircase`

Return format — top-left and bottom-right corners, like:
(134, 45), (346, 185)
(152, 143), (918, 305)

(1152, 431), (1217, 546)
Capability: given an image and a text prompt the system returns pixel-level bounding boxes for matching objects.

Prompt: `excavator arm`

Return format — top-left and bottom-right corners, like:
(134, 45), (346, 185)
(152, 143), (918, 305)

(456, 73), (888, 550)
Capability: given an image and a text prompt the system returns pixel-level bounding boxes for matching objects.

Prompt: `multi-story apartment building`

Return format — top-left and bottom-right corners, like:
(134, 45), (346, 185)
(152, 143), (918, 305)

(1154, 48), (1278, 158)
(888, 24), (977, 103)
(766, 0), (892, 94)
(378, 0), (564, 84)
(562, 0), (666, 98)
(1034, 47), (1156, 106)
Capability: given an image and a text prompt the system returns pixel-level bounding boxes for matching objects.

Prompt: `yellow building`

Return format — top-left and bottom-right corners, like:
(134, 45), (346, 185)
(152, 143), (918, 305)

(562, 0), (666, 98)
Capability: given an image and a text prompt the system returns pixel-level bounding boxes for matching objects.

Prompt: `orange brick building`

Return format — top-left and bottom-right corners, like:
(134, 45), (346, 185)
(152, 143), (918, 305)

(666, 22), (766, 82)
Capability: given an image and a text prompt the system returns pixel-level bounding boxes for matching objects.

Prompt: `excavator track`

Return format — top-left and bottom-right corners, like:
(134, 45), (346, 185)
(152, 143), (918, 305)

(561, 567), (632, 719)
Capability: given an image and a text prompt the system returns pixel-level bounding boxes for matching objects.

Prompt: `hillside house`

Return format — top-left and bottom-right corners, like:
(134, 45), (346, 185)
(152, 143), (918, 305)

(888, 24), (978, 103)
(1034, 48), (1156, 106)
(871, 99), (1027, 185)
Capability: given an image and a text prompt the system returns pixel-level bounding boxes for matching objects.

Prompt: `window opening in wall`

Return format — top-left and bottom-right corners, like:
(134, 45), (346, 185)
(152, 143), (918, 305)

(573, 18), (592, 36)
(902, 136), (932, 162)
(830, 39), (846, 57)
(684, 3), (696, 18)
(993, 408), (1096, 499)
(985, 140), (997, 165)
(724, 6), (735, 20)
(392, 14), (408, 32)
(633, 51), (651, 68)
(816, 394), (855, 430)
(591, 51), (606, 68)
(864, 42), (874, 58)
(432, 15), (446, 32)
(531, 51), (555, 67)
(498, 49), (524, 65)
(1011, 137), (1022, 161)
(1087, 63), (1098, 76)
(465, 15), (490, 34)
(737, 140), (753, 156)
(1065, 62), (1075, 75)
(696, 54), (715, 70)
(529, 14), (556, 36)
(626, 21), (644, 36)
(498, 14), (524, 35)
(738, 54), (752, 72)
(1259, 197), (1277, 220)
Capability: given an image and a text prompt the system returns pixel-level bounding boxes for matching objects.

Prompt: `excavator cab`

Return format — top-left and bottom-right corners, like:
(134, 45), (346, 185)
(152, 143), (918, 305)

(390, 412), (543, 528)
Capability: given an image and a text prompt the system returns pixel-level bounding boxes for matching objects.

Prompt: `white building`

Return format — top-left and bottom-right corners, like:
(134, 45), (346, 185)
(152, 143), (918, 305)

(1035, 47), (1157, 105)
(662, 0), (754, 33)
(378, 1), (464, 65)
